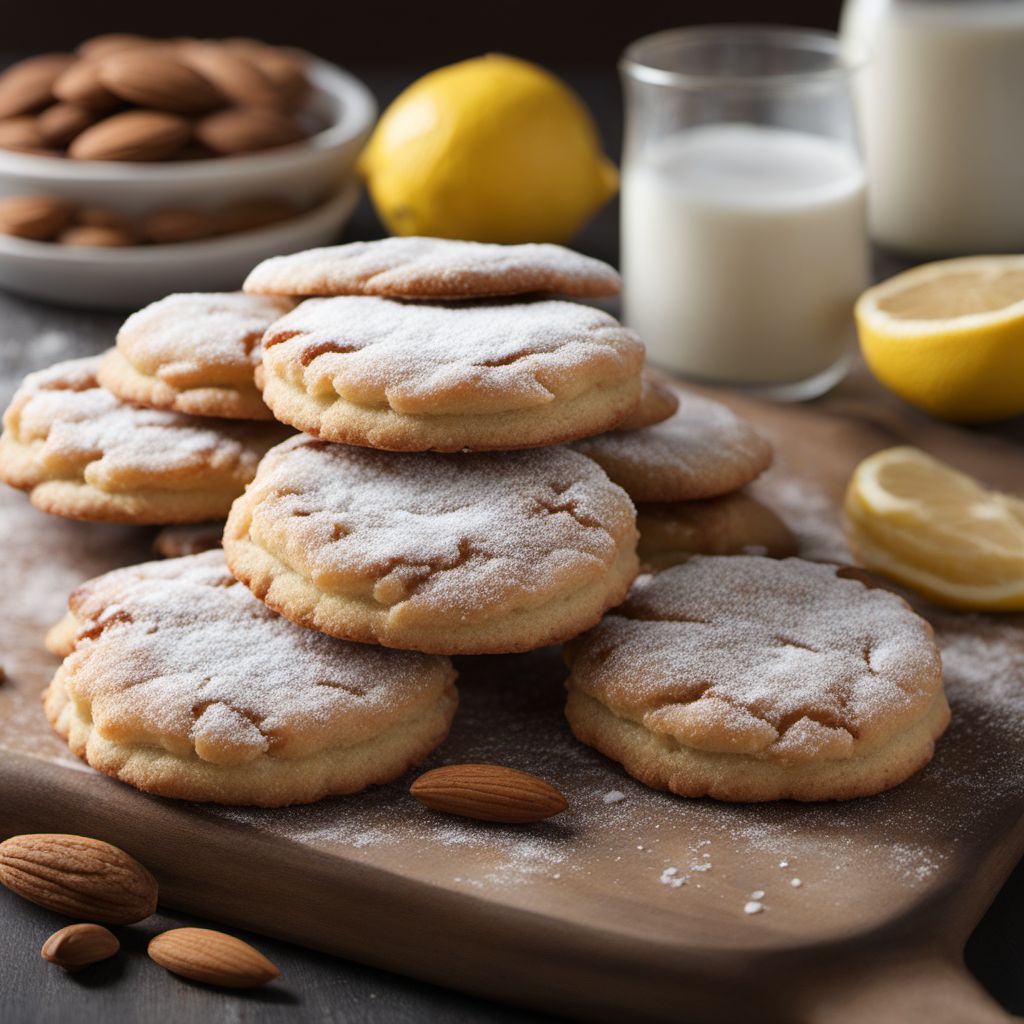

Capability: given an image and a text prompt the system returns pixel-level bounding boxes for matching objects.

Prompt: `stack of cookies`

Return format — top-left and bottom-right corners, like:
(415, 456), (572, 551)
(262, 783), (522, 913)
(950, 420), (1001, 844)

(0, 235), (949, 807)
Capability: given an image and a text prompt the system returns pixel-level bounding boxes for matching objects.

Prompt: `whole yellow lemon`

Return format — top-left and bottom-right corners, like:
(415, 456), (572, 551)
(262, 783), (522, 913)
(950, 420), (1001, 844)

(359, 54), (618, 244)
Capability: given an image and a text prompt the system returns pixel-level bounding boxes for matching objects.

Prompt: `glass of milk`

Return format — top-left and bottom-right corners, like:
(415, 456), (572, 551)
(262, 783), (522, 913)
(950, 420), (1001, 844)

(620, 26), (870, 400)
(841, 0), (1024, 257)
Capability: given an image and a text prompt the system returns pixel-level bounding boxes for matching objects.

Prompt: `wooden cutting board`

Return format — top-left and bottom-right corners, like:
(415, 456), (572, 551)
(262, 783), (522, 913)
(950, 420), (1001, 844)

(1, 368), (1023, 1024)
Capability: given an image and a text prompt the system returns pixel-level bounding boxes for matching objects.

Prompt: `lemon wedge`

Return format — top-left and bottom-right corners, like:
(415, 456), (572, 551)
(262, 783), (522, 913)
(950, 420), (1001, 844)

(855, 256), (1024, 422)
(844, 446), (1024, 611)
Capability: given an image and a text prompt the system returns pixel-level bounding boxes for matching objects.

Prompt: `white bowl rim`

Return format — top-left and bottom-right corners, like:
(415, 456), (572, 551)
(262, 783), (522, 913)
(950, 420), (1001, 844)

(0, 179), (360, 265)
(0, 57), (377, 183)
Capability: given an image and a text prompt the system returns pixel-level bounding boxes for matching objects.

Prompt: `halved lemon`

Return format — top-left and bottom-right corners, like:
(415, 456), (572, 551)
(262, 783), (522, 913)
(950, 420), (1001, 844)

(844, 446), (1024, 611)
(856, 256), (1024, 422)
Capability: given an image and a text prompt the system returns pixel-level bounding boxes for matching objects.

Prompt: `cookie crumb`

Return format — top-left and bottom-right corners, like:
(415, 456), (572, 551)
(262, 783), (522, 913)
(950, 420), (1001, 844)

(659, 867), (685, 888)
(750, 890), (765, 900)
(791, 878), (803, 888)
(743, 900), (764, 915)
(778, 860), (789, 869)
(602, 789), (626, 804)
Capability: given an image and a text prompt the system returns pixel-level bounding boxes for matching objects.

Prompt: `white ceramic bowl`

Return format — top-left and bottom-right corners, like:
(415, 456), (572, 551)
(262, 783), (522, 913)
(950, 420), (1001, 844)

(0, 58), (376, 308)
(0, 182), (360, 310)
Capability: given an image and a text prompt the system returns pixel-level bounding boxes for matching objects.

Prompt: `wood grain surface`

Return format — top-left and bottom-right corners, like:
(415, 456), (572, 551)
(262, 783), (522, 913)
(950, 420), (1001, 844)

(1, 292), (1023, 1023)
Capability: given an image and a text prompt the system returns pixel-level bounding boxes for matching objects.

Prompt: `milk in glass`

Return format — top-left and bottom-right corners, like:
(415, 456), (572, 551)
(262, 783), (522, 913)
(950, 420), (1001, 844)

(622, 123), (869, 388)
(841, 0), (1024, 255)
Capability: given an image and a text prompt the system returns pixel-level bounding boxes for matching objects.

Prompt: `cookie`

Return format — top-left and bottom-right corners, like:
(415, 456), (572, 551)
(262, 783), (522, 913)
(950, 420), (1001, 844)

(153, 522), (224, 558)
(637, 492), (797, 570)
(565, 556), (949, 802)
(257, 296), (644, 451)
(0, 356), (287, 523)
(573, 388), (772, 502)
(43, 551), (458, 806)
(614, 372), (679, 432)
(98, 292), (294, 421)
(223, 435), (639, 654)
(243, 236), (622, 300)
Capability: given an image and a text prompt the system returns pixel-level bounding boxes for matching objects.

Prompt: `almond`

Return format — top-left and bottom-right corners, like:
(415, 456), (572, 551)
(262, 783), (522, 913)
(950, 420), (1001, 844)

(0, 54), (75, 119)
(0, 116), (47, 151)
(100, 52), (224, 114)
(41, 923), (120, 971)
(59, 225), (135, 247)
(410, 764), (568, 823)
(140, 208), (214, 244)
(0, 833), (157, 923)
(148, 928), (280, 988)
(216, 198), (298, 235)
(69, 110), (191, 161)
(37, 103), (97, 147)
(76, 206), (134, 231)
(223, 41), (310, 109)
(179, 43), (285, 111)
(196, 108), (304, 155)
(76, 34), (156, 60)
(53, 61), (121, 113)
(0, 195), (75, 240)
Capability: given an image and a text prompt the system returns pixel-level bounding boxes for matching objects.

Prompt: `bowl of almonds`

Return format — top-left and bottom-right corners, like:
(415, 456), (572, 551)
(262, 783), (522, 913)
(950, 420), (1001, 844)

(0, 33), (376, 307)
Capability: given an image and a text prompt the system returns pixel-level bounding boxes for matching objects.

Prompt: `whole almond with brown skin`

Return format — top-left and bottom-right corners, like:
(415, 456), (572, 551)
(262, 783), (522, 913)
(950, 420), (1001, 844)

(148, 928), (280, 988)
(76, 206), (133, 232)
(100, 52), (224, 114)
(0, 54), (75, 119)
(411, 764), (568, 823)
(0, 116), (47, 151)
(0, 833), (157, 923)
(69, 110), (191, 161)
(223, 41), (310, 109)
(59, 225), (135, 247)
(197, 108), (304, 155)
(37, 103), (97, 147)
(0, 195), (75, 240)
(41, 923), (120, 971)
(77, 34), (155, 60)
(53, 61), (121, 113)
(180, 43), (284, 111)
(140, 208), (213, 244)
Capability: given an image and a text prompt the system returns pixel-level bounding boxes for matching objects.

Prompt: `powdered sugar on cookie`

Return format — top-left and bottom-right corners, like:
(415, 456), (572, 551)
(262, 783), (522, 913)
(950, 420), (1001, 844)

(58, 551), (454, 764)
(261, 296), (644, 416)
(244, 237), (622, 300)
(568, 556), (944, 760)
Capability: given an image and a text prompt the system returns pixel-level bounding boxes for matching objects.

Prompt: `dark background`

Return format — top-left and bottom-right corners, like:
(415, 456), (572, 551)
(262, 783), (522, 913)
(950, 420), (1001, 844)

(4, 1), (843, 69)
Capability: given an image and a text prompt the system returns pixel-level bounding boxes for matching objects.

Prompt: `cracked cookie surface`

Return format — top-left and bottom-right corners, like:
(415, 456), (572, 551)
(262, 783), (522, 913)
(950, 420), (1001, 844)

(223, 435), (640, 654)
(0, 356), (288, 523)
(43, 551), (458, 806)
(256, 296), (644, 451)
(243, 236), (622, 300)
(573, 387), (772, 502)
(565, 556), (949, 801)
(99, 292), (294, 420)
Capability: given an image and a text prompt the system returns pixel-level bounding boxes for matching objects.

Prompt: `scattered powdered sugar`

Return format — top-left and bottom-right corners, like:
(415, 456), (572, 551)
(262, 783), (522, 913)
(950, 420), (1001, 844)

(244, 236), (622, 299)
(61, 551), (452, 763)
(573, 387), (773, 503)
(238, 436), (634, 617)
(603, 789), (626, 804)
(261, 296), (642, 414)
(569, 556), (942, 758)
(744, 900), (765, 915)
(659, 866), (685, 888)
(117, 292), (294, 383)
(4, 356), (280, 486)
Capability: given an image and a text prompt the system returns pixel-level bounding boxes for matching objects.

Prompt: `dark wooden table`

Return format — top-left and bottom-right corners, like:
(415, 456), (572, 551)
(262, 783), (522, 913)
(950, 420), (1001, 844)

(0, 66), (1022, 1024)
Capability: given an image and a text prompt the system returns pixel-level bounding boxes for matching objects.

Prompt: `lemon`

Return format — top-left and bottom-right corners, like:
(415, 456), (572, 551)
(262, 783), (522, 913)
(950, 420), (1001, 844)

(844, 446), (1024, 611)
(855, 256), (1024, 423)
(359, 54), (618, 244)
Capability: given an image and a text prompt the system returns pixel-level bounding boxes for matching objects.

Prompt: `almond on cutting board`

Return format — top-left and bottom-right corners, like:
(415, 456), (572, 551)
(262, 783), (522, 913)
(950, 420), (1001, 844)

(0, 195), (75, 239)
(196, 107), (304, 154)
(148, 928), (280, 988)
(411, 764), (568, 823)
(52, 60), (122, 113)
(0, 53), (75, 119)
(0, 833), (158, 923)
(99, 51), (225, 115)
(69, 110), (191, 161)
(41, 923), (120, 971)
(37, 102), (97, 147)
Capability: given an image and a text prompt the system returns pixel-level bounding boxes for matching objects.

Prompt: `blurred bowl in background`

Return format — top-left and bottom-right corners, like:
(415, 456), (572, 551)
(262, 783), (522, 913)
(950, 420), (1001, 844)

(0, 181), (359, 309)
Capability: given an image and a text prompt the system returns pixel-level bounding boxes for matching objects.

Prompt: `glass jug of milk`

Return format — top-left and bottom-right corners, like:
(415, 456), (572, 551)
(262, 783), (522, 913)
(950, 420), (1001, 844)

(841, 0), (1024, 256)
(620, 27), (869, 400)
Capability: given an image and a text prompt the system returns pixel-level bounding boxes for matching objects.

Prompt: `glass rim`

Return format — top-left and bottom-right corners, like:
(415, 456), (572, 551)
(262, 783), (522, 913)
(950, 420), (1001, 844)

(620, 24), (865, 91)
